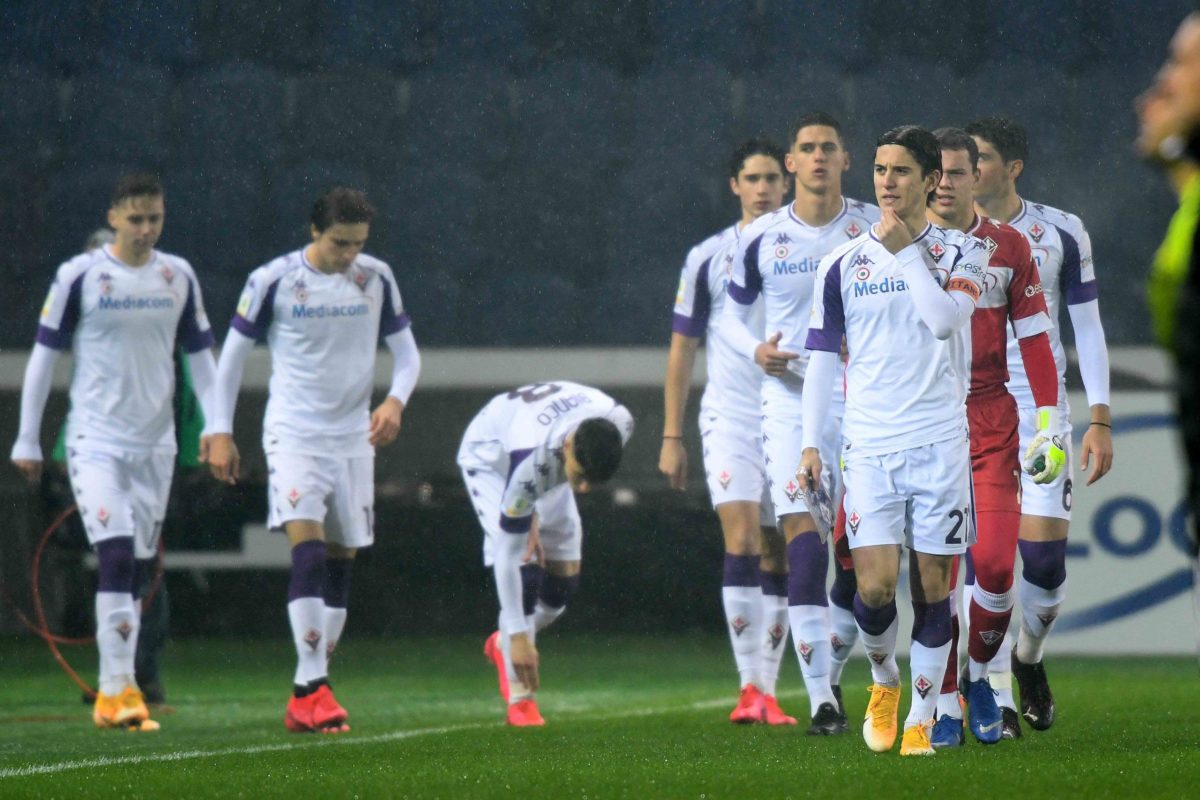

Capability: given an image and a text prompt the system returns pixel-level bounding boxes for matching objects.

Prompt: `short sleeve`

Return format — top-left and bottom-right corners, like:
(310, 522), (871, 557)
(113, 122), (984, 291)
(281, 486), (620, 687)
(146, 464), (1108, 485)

(805, 253), (845, 352)
(498, 448), (537, 534)
(671, 251), (712, 337)
(1006, 235), (1053, 339)
(35, 264), (86, 351)
(1060, 221), (1098, 305)
(377, 263), (411, 338)
(230, 268), (277, 340)
(176, 264), (216, 353)
(727, 233), (764, 306)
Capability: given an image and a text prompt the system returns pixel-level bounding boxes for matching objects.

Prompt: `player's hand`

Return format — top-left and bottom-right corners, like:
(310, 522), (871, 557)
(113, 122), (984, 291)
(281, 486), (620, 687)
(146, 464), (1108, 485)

(1021, 408), (1066, 485)
(11, 458), (43, 486)
(1080, 420), (1114, 486)
(508, 632), (540, 692)
(369, 396), (404, 447)
(877, 208), (916, 254)
(795, 447), (822, 491)
(658, 437), (688, 491)
(522, 518), (544, 566)
(754, 332), (800, 377)
(201, 433), (240, 485)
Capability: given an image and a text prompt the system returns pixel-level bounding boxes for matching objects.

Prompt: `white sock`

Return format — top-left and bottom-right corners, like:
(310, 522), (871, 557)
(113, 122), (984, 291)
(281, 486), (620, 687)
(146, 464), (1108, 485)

(532, 600), (565, 633)
(905, 639), (951, 727)
(758, 592), (789, 696)
(936, 691), (962, 719)
(324, 606), (348, 661)
(288, 597), (327, 686)
(500, 628), (533, 703)
(788, 604), (836, 714)
(96, 591), (138, 696)
(858, 615), (900, 686)
(987, 630), (1014, 707)
(829, 602), (858, 686)
(722, 586), (761, 690)
(1017, 576), (1067, 664)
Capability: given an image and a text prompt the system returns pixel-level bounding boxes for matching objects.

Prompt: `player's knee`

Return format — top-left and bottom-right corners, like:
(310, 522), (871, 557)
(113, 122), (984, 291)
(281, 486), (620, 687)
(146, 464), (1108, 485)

(855, 578), (895, 608)
(539, 572), (580, 610)
(970, 553), (1016, 594)
(1017, 539), (1067, 590)
(829, 561), (857, 609)
(96, 537), (136, 594)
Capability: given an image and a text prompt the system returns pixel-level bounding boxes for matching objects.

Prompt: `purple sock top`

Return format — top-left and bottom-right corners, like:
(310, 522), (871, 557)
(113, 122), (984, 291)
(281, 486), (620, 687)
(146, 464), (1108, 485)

(786, 532), (829, 607)
(539, 572), (580, 610)
(95, 536), (135, 594)
(829, 561), (857, 610)
(324, 557), (354, 609)
(722, 553), (760, 588)
(853, 592), (897, 636)
(911, 598), (953, 648)
(1018, 538), (1068, 590)
(520, 563), (545, 616)
(760, 569), (788, 598)
(288, 540), (327, 601)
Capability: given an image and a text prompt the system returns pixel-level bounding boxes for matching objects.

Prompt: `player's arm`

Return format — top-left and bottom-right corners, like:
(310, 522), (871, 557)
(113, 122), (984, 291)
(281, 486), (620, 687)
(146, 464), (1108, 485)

(1063, 224), (1113, 485)
(797, 255), (845, 489)
(370, 327), (421, 448)
(201, 329), (254, 484)
(720, 234), (797, 375)
(9, 344), (61, 485)
(898, 242), (981, 339)
(660, 332), (699, 491)
(495, 452), (540, 690)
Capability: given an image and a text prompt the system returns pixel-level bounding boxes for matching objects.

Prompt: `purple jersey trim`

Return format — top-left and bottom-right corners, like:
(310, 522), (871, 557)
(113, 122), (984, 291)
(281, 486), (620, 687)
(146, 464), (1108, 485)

(499, 513), (533, 534)
(35, 271), (87, 350)
(176, 278), (215, 353)
(672, 312), (704, 337)
(727, 234), (764, 305)
(805, 256), (846, 352)
(1057, 225), (1097, 305)
(672, 256), (713, 337)
(379, 276), (409, 337)
(230, 279), (279, 341)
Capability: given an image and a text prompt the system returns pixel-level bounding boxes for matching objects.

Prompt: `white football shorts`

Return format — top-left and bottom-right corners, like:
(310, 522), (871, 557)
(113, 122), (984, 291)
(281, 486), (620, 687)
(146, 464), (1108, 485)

(761, 373), (844, 522)
(460, 466), (582, 567)
(841, 434), (974, 556)
(66, 447), (174, 558)
(267, 451), (375, 548)
(699, 413), (774, 528)
(1015, 401), (1074, 521)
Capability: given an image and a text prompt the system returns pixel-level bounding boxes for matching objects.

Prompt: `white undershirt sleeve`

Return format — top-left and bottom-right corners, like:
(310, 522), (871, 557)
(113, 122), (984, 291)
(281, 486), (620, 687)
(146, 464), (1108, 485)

(897, 245), (976, 339)
(383, 327), (421, 405)
(493, 533), (530, 636)
(1067, 299), (1111, 407)
(208, 329), (256, 435)
(185, 348), (219, 432)
(801, 350), (839, 451)
(719, 295), (766, 362)
(9, 344), (61, 462)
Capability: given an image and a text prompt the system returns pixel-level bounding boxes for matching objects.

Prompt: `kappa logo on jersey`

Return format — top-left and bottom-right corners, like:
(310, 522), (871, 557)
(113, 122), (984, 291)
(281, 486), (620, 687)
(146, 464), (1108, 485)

(784, 480), (801, 502)
(983, 236), (999, 257)
(914, 674), (934, 699)
(773, 233), (792, 246)
(979, 630), (1004, 646)
(718, 470), (731, 489)
(536, 461), (550, 477)
(1028, 222), (1046, 243)
(797, 640), (813, 665)
(847, 510), (861, 534)
(768, 623), (785, 650)
(287, 488), (301, 508)
(928, 241), (945, 262)
(849, 254), (874, 269)
(304, 629), (322, 651)
(844, 221), (862, 238)
(851, 200), (866, 211)
(520, 479), (536, 495)
(159, 265), (174, 285)
(98, 272), (114, 296)
(116, 620), (133, 642)
(1025, 282), (1044, 297)
(97, 507), (110, 527)
(293, 277), (309, 303)
(731, 615), (749, 636)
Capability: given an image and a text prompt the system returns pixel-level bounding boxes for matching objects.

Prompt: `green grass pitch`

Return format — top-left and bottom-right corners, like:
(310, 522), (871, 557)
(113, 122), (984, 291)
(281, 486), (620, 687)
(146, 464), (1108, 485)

(0, 635), (1197, 798)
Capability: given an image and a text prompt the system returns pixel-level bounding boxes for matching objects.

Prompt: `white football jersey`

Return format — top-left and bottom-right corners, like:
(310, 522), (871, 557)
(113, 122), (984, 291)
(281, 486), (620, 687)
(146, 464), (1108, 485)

(672, 224), (763, 426)
(1002, 200), (1097, 405)
(727, 197), (879, 375)
(231, 248), (411, 456)
(807, 224), (988, 456)
(36, 246), (213, 453)
(457, 381), (635, 533)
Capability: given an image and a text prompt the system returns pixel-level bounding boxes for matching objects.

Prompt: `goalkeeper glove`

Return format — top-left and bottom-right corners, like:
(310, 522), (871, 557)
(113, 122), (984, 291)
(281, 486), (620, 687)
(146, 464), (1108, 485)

(1022, 406), (1066, 484)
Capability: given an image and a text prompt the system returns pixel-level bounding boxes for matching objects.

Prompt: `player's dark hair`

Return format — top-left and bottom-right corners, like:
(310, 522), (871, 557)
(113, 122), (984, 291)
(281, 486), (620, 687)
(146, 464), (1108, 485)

(311, 187), (376, 232)
(572, 417), (624, 485)
(110, 173), (163, 207)
(933, 126), (980, 170)
(729, 137), (787, 180)
(789, 112), (843, 146)
(877, 125), (941, 204)
(965, 115), (1029, 164)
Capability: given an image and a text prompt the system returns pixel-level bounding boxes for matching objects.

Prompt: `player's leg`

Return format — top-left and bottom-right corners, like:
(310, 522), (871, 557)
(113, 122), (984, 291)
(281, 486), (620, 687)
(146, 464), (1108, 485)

(757, 518), (795, 725)
(931, 554), (964, 748)
(902, 550), (955, 756)
(828, 502), (858, 713)
(323, 455), (375, 665)
(714, 500), (765, 721)
(129, 453), (174, 717)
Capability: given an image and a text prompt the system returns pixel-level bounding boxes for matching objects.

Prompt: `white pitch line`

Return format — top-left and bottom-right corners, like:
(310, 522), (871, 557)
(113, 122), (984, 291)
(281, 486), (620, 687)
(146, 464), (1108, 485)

(0, 691), (808, 779)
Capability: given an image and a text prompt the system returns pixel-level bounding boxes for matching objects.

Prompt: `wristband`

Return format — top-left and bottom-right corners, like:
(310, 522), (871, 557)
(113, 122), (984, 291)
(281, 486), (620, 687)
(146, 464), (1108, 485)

(1089, 421), (1111, 429)
(662, 435), (683, 440)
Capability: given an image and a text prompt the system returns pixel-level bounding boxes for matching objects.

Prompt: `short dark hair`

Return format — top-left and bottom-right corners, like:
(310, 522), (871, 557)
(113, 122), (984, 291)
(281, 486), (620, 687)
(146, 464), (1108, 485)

(876, 125), (942, 177)
(965, 115), (1028, 164)
(111, 173), (163, 208)
(729, 137), (787, 180)
(933, 126), (980, 170)
(789, 112), (843, 146)
(311, 187), (376, 232)
(572, 417), (624, 484)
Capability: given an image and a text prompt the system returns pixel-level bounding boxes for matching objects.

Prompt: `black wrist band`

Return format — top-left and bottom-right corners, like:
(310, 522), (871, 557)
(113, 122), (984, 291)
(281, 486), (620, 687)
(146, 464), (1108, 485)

(1089, 421), (1112, 428)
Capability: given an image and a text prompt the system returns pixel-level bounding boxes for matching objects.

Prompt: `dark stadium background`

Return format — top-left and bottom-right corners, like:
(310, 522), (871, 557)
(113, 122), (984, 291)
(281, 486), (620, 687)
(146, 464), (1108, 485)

(0, 1), (1189, 639)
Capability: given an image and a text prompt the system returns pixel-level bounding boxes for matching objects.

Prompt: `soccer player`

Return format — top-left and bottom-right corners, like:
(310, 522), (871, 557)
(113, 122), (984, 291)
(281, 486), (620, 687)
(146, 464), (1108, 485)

(202, 188), (421, 734)
(460, 381), (633, 726)
(967, 116), (1114, 735)
(660, 138), (796, 725)
(10, 173), (217, 732)
(719, 113), (879, 735)
(924, 128), (1062, 748)
(799, 125), (988, 756)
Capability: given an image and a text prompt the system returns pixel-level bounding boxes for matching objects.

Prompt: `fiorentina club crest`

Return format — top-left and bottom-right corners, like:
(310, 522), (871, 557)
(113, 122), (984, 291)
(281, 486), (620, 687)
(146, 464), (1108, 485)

(352, 269), (368, 291)
(97, 507), (110, 527)
(293, 277), (309, 303)
(287, 488), (302, 508)
(731, 615), (749, 636)
(768, 624), (785, 650)
(980, 630), (1004, 645)
(718, 470), (732, 489)
(847, 510), (861, 534)
(869, 652), (887, 665)
(784, 480), (801, 502)
(831, 634), (847, 652)
(98, 271), (114, 295)
(983, 236), (998, 256)
(304, 629), (322, 651)
(914, 674), (934, 699)
(1037, 612), (1058, 627)
(928, 241), (945, 262)
(159, 264), (175, 285)
(1028, 222), (1045, 243)
(844, 221), (862, 238)
(116, 620), (133, 642)
(797, 640), (814, 665)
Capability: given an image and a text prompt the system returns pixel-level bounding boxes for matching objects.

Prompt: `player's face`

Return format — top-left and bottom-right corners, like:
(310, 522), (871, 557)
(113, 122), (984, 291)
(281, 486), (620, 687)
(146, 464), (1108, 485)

(970, 137), (1012, 203)
(309, 222), (370, 272)
(932, 147), (978, 223)
(730, 154), (786, 221)
(873, 144), (937, 219)
(1137, 15), (1200, 157)
(106, 194), (164, 258)
(563, 438), (592, 493)
(786, 126), (848, 196)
